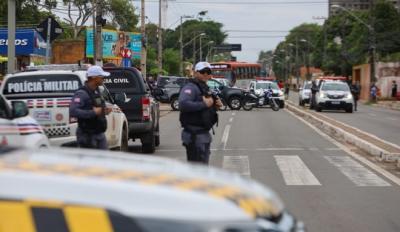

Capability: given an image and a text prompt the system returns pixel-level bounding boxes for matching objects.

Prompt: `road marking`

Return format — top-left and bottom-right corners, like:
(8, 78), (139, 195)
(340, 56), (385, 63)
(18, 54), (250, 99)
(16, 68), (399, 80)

(368, 113), (377, 117)
(325, 156), (391, 186)
(223, 156), (250, 177)
(275, 155), (321, 186)
(255, 148), (304, 151)
(387, 117), (398, 121)
(232, 112), (236, 116)
(325, 148), (341, 151)
(285, 109), (400, 186)
(229, 117), (234, 123)
(308, 148), (319, 151)
(221, 125), (231, 150)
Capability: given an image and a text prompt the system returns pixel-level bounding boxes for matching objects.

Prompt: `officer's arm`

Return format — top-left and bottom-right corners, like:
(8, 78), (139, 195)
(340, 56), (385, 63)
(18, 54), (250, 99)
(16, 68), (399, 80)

(179, 86), (207, 113)
(69, 91), (97, 119)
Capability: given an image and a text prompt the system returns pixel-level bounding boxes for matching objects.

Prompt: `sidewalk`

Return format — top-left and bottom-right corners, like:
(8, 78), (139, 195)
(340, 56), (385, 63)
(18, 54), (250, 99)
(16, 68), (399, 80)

(366, 100), (400, 111)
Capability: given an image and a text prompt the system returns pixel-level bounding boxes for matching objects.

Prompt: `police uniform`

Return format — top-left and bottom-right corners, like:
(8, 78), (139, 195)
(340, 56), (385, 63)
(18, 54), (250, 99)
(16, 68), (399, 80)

(70, 85), (108, 149)
(179, 79), (212, 164)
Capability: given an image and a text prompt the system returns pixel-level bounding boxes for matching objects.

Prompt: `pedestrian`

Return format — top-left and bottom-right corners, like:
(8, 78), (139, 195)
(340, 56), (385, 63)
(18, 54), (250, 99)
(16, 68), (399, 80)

(179, 62), (223, 164)
(284, 82), (290, 100)
(370, 83), (378, 103)
(310, 80), (318, 109)
(350, 81), (360, 111)
(70, 66), (112, 149)
(392, 80), (398, 99)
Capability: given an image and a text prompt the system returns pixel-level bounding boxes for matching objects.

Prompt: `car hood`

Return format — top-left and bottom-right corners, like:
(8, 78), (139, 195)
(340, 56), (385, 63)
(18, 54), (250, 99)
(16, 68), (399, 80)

(0, 148), (285, 222)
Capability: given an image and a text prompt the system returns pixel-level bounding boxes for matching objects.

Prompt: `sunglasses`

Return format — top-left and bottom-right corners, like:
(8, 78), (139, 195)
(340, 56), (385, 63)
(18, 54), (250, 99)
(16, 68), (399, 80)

(199, 68), (212, 75)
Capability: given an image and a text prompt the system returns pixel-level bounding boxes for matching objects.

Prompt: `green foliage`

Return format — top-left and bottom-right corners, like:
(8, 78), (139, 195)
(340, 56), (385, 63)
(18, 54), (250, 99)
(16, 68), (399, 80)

(163, 48), (180, 76)
(108, 0), (138, 32)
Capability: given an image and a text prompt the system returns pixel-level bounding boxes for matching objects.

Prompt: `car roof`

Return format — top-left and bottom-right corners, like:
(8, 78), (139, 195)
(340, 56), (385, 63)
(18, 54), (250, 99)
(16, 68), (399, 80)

(0, 147), (283, 221)
(4, 70), (87, 82)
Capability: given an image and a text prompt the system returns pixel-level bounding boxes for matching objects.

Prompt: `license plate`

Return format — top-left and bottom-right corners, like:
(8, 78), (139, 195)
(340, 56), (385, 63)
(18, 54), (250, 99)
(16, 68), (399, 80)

(331, 101), (340, 105)
(33, 110), (52, 121)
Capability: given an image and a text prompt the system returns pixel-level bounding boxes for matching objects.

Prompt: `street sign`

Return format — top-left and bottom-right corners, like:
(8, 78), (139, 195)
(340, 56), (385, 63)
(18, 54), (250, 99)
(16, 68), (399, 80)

(121, 48), (132, 58)
(213, 44), (242, 52)
(36, 16), (63, 43)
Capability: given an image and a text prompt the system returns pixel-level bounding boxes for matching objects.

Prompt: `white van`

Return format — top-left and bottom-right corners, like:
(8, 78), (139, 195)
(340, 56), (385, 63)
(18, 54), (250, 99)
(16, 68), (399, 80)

(1, 69), (129, 150)
(0, 93), (49, 148)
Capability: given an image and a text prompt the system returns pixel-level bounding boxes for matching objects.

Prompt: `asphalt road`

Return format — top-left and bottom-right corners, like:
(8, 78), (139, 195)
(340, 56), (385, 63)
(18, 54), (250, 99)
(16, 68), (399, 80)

(289, 91), (400, 147)
(140, 107), (400, 232)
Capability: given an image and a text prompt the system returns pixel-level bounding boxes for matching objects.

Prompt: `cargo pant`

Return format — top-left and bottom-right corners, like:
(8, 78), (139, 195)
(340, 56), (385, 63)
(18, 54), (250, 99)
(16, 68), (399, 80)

(77, 128), (108, 150)
(182, 129), (211, 164)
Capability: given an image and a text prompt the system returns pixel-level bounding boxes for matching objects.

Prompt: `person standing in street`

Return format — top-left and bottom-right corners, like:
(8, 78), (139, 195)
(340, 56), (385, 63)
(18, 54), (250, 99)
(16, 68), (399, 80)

(70, 66), (112, 149)
(370, 83), (378, 103)
(179, 62), (222, 164)
(392, 80), (398, 99)
(310, 80), (318, 109)
(284, 81), (290, 100)
(351, 81), (360, 111)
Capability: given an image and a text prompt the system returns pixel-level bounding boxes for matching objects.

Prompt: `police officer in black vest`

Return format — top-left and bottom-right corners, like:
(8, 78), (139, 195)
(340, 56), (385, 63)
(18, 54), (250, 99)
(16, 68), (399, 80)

(179, 62), (223, 164)
(70, 66), (112, 149)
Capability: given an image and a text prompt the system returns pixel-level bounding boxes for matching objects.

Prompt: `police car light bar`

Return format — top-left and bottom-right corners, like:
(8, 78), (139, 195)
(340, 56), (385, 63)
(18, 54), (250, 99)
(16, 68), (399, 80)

(25, 64), (91, 72)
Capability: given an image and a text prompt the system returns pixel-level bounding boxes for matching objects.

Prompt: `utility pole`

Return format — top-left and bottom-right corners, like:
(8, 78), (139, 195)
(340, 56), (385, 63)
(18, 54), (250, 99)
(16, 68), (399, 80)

(141, 0), (147, 78)
(192, 32), (196, 64)
(92, 0), (96, 64)
(157, 0), (163, 75)
(7, 0), (16, 73)
(95, 2), (103, 66)
(199, 36), (203, 61)
(179, 16), (184, 76)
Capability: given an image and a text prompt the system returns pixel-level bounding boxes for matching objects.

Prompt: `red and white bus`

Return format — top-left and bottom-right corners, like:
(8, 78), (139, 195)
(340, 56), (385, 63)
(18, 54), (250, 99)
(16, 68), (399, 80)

(210, 62), (261, 89)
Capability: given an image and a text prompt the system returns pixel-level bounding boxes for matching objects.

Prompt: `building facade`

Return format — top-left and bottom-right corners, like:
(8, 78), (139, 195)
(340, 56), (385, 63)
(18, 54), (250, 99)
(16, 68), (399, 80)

(329, 0), (400, 16)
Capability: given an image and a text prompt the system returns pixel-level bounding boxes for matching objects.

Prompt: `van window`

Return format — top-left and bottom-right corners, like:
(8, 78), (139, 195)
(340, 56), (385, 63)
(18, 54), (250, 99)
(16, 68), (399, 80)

(104, 70), (141, 94)
(0, 96), (10, 119)
(3, 75), (82, 97)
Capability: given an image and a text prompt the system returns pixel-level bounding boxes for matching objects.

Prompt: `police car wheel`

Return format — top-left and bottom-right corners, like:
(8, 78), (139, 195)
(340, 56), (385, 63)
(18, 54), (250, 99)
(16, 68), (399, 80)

(142, 131), (156, 153)
(155, 123), (160, 147)
(228, 96), (242, 110)
(119, 127), (129, 152)
(170, 97), (179, 111)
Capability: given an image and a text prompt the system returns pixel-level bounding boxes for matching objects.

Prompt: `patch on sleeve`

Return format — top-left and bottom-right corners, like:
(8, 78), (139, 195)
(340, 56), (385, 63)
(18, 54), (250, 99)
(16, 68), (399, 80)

(73, 97), (81, 103)
(184, 89), (192, 95)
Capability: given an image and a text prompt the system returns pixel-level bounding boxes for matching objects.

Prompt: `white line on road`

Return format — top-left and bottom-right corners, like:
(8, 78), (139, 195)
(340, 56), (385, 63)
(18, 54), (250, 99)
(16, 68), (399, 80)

(387, 117), (398, 121)
(285, 108), (400, 186)
(325, 148), (342, 151)
(223, 156), (251, 177)
(232, 112), (236, 116)
(325, 156), (391, 186)
(275, 155), (321, 186)
(308, 148), (319, 151)
(255, 148), (304, 151)
(221, 124), (231, 150)
(368, 113), (377, 117)
(229, 117), (234, 123)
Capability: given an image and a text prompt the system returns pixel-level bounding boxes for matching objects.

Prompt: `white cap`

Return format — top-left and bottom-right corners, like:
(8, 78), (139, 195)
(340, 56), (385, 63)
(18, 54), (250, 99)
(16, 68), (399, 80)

(87, 65), (110, 78)
(194, 62), (211, 72)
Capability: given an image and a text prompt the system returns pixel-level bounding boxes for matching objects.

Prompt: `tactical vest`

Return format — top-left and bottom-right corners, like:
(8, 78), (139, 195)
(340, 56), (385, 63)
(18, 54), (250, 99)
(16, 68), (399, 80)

(180, 79), (218, 132)
(78, 86), (108, 134)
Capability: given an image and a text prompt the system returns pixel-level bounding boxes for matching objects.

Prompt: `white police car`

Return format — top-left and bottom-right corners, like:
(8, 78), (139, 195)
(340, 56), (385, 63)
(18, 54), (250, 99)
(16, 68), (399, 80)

(249, 80), (285, 108)
(0, 66), (129, 149)
(315, 80), (353, 113)
(0, 147), (305, 232)
(298, 81), (312, 106)
(0, 93), (49, 148)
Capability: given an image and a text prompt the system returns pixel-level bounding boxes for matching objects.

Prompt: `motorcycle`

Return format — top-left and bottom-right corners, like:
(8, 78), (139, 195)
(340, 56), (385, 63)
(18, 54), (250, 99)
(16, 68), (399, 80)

(242, 88), (279, 111)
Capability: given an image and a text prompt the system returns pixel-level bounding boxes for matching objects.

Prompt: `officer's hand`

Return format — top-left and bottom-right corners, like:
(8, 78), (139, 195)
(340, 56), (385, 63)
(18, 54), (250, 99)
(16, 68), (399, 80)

(93, 107), (103, 116)
(105, 106), (112, 115)
(203, 96), (214, 108)
(215, 98), (223, 109)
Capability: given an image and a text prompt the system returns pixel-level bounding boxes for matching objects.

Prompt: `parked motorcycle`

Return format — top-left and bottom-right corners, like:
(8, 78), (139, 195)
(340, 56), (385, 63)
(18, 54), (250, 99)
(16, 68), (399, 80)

(242, 88), (279, 111)
(212, 88), (228, 111)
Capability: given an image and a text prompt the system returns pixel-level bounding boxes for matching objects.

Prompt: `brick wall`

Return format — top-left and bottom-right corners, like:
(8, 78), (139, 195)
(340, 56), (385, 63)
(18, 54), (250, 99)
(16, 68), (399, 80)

(52, 40), (85, 64)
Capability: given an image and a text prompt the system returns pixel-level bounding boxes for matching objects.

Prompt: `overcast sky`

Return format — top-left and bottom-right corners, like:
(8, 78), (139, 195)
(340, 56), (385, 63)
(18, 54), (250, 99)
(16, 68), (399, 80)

(131, 0), (329, 62)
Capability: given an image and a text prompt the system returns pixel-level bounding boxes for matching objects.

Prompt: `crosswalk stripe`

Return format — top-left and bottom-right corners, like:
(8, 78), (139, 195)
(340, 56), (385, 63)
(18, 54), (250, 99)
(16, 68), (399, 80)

(223, 156), (250, 177)
(324, 156), (391, 186)
(275, 155), (321, 186)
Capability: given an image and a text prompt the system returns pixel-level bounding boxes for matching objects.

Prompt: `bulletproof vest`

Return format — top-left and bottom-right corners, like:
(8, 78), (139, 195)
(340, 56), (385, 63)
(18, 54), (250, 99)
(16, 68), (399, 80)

(180, 79), (218, 132)
(78, 86), (108, 134)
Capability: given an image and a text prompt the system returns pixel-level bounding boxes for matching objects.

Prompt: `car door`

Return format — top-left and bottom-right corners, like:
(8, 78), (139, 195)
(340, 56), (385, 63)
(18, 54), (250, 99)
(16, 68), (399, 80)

(98, 86), (119, 148)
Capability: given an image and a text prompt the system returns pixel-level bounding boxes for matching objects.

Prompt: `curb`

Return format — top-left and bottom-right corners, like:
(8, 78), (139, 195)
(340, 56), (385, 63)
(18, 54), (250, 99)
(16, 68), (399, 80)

(286, 101), (400, 168)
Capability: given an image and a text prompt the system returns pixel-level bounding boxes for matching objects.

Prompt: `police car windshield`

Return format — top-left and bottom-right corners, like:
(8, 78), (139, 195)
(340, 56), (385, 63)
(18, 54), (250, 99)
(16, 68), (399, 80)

(3, 74), (82, 97)
(321, 83), (349, 91)
(304, 83), (312, 89)
(255, 82), (279, 90)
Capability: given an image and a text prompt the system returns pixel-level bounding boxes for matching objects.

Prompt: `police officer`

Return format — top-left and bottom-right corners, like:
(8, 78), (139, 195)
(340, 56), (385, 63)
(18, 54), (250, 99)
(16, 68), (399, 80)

(179, 62), (222, 164)
(310, 80), (318, 109)
(350, 81), (360, 111)
(70, 66), (112, 149)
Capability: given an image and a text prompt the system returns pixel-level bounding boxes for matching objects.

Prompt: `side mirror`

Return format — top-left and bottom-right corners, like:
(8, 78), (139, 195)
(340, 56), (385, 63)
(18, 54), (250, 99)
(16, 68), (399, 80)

(153, 88), (164, 96)
(218, 85), (224, 91)
(299, 87), (303, 91)
(11, 101), (29, 118)
(113, 93), (127, 104)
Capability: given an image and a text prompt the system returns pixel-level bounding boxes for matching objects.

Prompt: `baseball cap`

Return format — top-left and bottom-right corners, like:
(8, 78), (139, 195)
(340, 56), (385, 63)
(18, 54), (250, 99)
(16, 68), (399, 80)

(194, 62), (212, 72)
(87, 65), (110, 78)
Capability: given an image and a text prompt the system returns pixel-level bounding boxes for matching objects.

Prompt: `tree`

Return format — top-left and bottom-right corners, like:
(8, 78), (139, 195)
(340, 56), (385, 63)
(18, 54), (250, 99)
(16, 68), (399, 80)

(0, 0), (53, 27)
(163, 48), (180, 75)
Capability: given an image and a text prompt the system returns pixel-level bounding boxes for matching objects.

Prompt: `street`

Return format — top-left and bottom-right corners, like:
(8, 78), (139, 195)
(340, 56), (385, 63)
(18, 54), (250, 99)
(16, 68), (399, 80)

(138, 107), (400, 232)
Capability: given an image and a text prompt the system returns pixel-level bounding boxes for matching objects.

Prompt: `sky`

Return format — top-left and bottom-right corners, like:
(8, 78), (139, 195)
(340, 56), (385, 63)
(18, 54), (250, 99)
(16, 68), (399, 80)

(131, 0), (329, 62)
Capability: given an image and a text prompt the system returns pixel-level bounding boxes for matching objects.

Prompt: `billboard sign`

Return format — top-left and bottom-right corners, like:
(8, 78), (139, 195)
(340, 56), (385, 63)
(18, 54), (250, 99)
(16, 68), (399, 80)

(86, 28), (141, 59)
(0, 29), (47, 56)
(213, 44), (242, 52)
